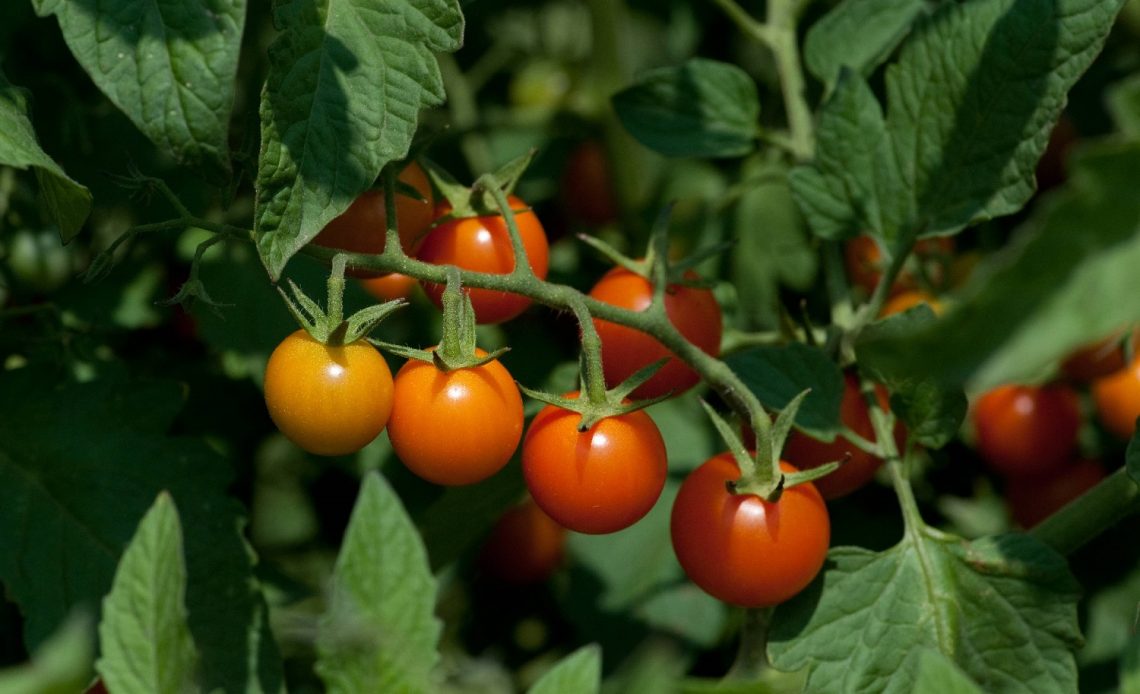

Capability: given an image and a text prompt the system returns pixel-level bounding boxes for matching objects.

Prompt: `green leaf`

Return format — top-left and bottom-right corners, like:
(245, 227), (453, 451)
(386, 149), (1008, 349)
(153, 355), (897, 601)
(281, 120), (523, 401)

(724, 343), (845, 437)
(910, 650), (985, 693)
(30, 0), (245, 181)
(0, 612), (94, 694)
(97, 494), (198, 694)
(254, 0), (464, 279)
(612, 58), (760, 158)
(857, 141), (1140, 391)
(1123, 628), (1140, 694)
(315, 472), (441, 693)
(804, 0), (925, 91)
(769, 533), (1082, 693)
(0, 369), (283, 693)
(0, 71), (91, 241)
(792, 0), (1124, 243)
(1107, 73), (1140, 138)
(528, 644), (601, 694)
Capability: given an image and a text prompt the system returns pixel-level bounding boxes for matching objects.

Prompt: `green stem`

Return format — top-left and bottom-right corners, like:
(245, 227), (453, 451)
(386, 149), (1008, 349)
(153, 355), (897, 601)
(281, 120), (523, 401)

(568, 297), (609, 406)
(766, 0), (814, 162)
(1032, 468), (1140, 556)
(382, 167), (404, 258)
(482, 181), (536, 280)
(725, 607), (772, 681)
(326, 255), (347, 327)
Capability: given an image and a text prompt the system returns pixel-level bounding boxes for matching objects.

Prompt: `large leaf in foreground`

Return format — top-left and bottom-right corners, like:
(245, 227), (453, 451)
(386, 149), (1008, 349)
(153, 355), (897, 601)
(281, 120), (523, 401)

(255, 0), (463, 279)
(804, 0), (925, 91)
(0, 369), (282, 693)
(316, 472), (441, 693)
(770, 533), (1081, 693)
(0, 71), (91, 241)
(98, 494), (198, 694)
(31, 0), (245, 181)
(792, 0), (1124, 243)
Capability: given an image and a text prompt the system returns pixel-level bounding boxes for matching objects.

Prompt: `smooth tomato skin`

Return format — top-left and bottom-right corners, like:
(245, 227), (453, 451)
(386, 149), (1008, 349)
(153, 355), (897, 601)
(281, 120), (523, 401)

(561, 140), (618, 227)
(782, 372), (899, 499)
(522, 396), (668, 534)
(417, 196), (550, 324)
(588, 267), (722, 400)
(1092, 354), (1140, 439)
(671, 457), (830, 608)
(1005, 459), (1106, 528)
(360, 272), (417, 302)
(264, 330), (394, 456)
(387, 352), (523, 485)
(479, 498), (567, 584)
(313, 163), (434, 276)
(972, 384), (1081, 477)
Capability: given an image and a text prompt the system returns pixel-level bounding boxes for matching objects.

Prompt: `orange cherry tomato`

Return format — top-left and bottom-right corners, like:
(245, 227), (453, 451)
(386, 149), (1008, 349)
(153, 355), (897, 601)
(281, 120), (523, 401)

(522, 394), (668, 534)
(880, 289), (942, 318)
(417, 196), (550, 324)
(387, 351), (523, 485)
(1005, 458), (1106, 528)
(671, 457), (830, 607)
(588, 266), (722, 400)
(1092, 353), (1140, 439)
(313, 162), (435, 277)
(972, 384), (1081, 476)
(844, 234), (954, 295)
(264, 330), (394, 456)
(479, 497), (567, 584)
(360, 272), (417, 302)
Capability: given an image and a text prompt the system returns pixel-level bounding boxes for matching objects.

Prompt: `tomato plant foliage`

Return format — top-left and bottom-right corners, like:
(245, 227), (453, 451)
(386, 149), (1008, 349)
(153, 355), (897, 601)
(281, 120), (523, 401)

(2, 0), (1140, 691)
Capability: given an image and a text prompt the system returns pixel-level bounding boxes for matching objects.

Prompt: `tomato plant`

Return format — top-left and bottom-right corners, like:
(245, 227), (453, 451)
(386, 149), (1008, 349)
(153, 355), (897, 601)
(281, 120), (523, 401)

(387, 350), (523, 486)
(971, 384), (1082, 477)
(671, 456), (829, 607)
(1092, 353), (1140, 439)
(417, 196), (550, 324)
(1062, 329), (1134, 383)
(478, 497), (567, 584)
(588, 266), (722, 399)
(521, 394), (667, 534)
(844, 234), (954, 296)
(1005, 459), (1107, 528)
(359, 272), (417, 302)
(263, 330), (394, 456)
(560, 140), (618, 227)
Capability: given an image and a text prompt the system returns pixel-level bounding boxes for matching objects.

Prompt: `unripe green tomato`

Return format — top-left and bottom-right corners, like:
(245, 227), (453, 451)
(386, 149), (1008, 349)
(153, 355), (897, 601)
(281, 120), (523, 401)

(7, 229), (72, 292)
(509, 59), (572, 113)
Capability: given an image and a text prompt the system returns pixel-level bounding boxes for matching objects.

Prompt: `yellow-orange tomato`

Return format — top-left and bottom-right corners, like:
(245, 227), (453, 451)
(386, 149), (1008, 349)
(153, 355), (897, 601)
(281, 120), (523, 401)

(360, 273), (417, 302)
(1092, 354), (1140, 439)
(313, 162), (434, 276)
(264, 330), (394, 456)
(387, 351), (523, 485)
(479, 498), (567, 584)
(880, 289), (942, 318)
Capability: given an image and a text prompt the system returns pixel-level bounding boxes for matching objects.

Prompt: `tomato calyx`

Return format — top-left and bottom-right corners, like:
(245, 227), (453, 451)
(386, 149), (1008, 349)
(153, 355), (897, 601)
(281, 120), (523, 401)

(278, 254), (405, 346)
(423, 150), (536, 221)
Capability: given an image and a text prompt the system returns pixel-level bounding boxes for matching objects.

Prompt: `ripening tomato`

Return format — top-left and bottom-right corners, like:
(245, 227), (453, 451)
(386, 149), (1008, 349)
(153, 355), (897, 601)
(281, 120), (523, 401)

(264, 330), (394, 456)
(782, 372), (902, 499)
(1092, 353), (1140, 439)
(387, 351), (523, 485)
(561, 140), (618, 227)
(880, 289), (942, 318)
(522, 394), (668, 534)
(360, 272), (417, 302)
(479, 498), (567, 584)
(972, 384), (1081, 477)
(671, 457), (829, 607)
(417, 196), (550, 324)
(844, 234), (954, 296)
(313, 162), (434, 277)
(588, 267), (722, 399)
(1005, 458), (1106, 528)
(1061, 329), (1135, 383)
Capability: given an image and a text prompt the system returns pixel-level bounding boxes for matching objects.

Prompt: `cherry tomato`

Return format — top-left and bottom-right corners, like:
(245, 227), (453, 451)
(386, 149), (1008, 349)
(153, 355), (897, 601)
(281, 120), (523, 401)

(522, 394), (668, 534)
(479, 497), (567, 584)
(782, 372), (901, 500)
(880, 289), (942, 318)
(588, 267), (722, 399)
(264, 330), (394, 456)
(1092, 353), (1140, 439)
(387, 350), (523, 485)
(844, 234), (953, 296)
(417, 196), (550, 324)
(1061, 329), (1135, 383)
(561, 140), (618, 227)
(1005, 458), (1106, 528)
(671, 456), (830, 607)
(972, 384), (1081, 477)
(312, 162), (434, 277)
(1036, 114), (1077, 192)
(360, 272), (417, 302)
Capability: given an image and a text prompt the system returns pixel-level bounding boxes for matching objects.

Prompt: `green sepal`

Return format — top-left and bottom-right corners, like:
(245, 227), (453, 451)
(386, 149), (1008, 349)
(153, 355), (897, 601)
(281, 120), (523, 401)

(576, 233), (646, 275)
(607, 358), (671, 401)
(343, 299), (406, 345)
(517, 383), (669, 433)
(369, 339), (434, 363)
(699, 399), (754, 474)
(421, 150), (538, 219)
(783, 461), (842, 488)
(770, 388), (812, 464)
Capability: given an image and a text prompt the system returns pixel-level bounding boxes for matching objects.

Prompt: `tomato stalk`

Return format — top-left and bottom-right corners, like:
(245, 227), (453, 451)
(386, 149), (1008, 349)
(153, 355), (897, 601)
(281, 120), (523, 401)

(568, 296), (610, 409)
(725, 607), (773, 681)
(1031, 467), (1140, 555)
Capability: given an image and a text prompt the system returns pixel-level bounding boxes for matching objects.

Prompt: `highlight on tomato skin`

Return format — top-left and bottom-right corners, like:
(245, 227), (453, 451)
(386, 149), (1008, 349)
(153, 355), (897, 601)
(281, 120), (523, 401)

(670, 456), (830, 608)
(1004, 458), (1107, 528)
(971, 384), (1082, 478)
(1091, 352), (1140, 440)
(479, 498), (567, 584)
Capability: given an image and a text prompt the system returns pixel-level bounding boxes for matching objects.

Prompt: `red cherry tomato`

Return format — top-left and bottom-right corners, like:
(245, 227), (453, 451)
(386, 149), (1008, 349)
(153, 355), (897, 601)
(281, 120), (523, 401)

(588, 267), (722, 400)
(1092, 353), (1140, 439)
(479, 498), (567, 584)
(522, 394), (668, 534)
(561, 140), (618, 227)
(972, 384), (1081, 477)
(360, 272), (417, 302)
(1061, 329), (1135, 383)
(1005, 458), (1106, 528)
(782, 372), (902, 500)
(844, 234), (954, 296)
(264, 330), (394, 456)
(313, 162), (435, 277)
(671, 456), (830, 607)
(417, 196), (550, 324)
(387, 351), (523, 485)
